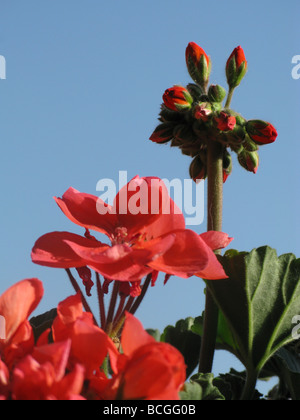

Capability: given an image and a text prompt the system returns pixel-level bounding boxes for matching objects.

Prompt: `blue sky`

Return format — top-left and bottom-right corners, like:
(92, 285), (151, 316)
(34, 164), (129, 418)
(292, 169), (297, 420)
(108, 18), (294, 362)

(1, 1), (299, 393)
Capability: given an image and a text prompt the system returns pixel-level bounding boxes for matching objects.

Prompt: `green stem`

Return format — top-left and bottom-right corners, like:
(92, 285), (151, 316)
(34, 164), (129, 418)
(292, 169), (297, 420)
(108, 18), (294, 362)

(198, 139), (224, 373)
(225, 87), (235, 108)
(105, 281), (120, 335)
(96, 272), (106, 329)
(240, 370), (258, 400)
(110, 274), (152, 339)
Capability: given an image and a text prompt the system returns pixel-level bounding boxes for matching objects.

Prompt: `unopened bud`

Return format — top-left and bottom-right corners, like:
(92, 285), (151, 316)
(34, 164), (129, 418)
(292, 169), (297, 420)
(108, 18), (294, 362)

(237, 149), (259, 173)
(149, 122), (175, 143)
(246, 120), (277, 145)
(222, 149), (232, 183)
(163, 85), (193, 112)
(189, 153), (207, 182)
(208, 84), (227, 103)
(226, 46), (247, 88)
(185, 42), (211, 89)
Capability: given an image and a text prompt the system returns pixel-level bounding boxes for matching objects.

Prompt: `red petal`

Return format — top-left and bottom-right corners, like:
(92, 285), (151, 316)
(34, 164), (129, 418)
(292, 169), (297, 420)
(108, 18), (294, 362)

(55, 187), (118, 238)
(31, 231), (108, 268)
(200, 231), (233, 251)
(64, 237), (175, 282)
(114, 176), (174, 237)
(194, 247), (228, 280)
(121, 312), (155, 356)
(142, 198), (185, 240)
(31, 340), (71, 381)
(0, 279), (43, 343)
(148, 230), (210, 277)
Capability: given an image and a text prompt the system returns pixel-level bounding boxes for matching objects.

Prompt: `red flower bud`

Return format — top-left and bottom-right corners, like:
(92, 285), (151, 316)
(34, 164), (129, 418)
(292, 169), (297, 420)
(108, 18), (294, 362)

(238, 149), (259, 174)
(193, 103), (212, 121)
(189, 154), (207, 183)
(162, 86), (193, 112)
(185, 42), (211, 88)
(222, 149), (232, 183)
(215, 111), (236, 131)
(149, 122), (174, 144)
(246, 120), (277, 145)
(226, 46), (247, 88)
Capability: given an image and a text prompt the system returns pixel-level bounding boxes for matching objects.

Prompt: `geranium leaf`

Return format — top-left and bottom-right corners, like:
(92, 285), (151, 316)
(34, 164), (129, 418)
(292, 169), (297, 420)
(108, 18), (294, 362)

(188, 373), (225, 400)
(161, 317), (201, 377)
(207, 246), (300, 375)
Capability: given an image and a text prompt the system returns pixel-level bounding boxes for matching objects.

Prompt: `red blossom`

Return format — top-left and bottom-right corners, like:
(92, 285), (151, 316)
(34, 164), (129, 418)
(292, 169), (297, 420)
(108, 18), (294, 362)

(31, 176), (231, 289)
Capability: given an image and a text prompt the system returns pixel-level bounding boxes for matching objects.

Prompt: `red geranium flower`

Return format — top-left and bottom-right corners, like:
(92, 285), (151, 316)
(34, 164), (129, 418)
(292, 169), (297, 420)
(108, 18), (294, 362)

(31, 176), (231, 292)
(11, 340), (85, 400)
(102, 312), (186, 400)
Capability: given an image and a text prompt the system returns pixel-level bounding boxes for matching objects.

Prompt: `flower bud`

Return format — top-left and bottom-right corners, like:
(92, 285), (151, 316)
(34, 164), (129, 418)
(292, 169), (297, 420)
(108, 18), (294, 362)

(185, 42), (211, 88)
(163, 85), (193, 112)
(208, 84), (227, 103)
(149, 122), (175, 143)
(193, 102), (212, 121)
(222, 149), (232, 183)
(226, 46), (247, 88)
(186, 83), (204, 101)
(242, 134), (259, 151)
(237, 149), (259, 173)
(189, 154), (207, 182)
(215, 111), (236, 131)
(246, 120), (277, 145)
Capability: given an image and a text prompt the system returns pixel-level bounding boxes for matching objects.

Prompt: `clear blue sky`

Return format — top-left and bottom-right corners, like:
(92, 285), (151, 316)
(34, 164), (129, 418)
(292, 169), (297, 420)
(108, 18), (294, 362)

(1, 0), (299, 394)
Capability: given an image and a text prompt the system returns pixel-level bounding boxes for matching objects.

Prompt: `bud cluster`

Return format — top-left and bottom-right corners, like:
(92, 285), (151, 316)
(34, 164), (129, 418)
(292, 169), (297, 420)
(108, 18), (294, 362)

(149, 42), (277, 182)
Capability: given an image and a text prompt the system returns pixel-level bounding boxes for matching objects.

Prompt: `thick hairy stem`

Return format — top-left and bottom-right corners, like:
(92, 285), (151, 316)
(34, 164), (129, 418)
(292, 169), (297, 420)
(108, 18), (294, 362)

(198, 139), (223, 373)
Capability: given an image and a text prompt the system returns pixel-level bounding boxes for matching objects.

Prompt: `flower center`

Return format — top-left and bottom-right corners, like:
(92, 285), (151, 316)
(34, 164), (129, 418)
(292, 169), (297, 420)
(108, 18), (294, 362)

(111, 227), (129, 245)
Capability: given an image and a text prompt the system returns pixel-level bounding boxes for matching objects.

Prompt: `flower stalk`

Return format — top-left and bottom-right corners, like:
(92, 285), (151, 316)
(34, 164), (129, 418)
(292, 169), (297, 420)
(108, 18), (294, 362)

(198, 138), (224, 373)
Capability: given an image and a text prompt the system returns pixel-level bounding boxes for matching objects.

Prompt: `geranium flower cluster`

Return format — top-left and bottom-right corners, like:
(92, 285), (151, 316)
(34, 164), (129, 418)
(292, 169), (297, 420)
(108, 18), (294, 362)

(0, 279), (186, 400)
(31, 175), (232, 336)
(150, 42), (278, 181)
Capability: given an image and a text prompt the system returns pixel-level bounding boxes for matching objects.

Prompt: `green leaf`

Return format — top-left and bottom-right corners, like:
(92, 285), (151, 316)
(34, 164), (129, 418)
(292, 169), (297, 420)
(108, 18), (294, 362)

(217, 369), (262, 400)
(263, 345), (300, 400)
(188, 373), (225, 400)
(161, 318), (201, 377)
(192, 312), (239, 358)
(179, 381), (203, 400)
(207, 246), (300, 375)
(146, 328), (161, 342)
